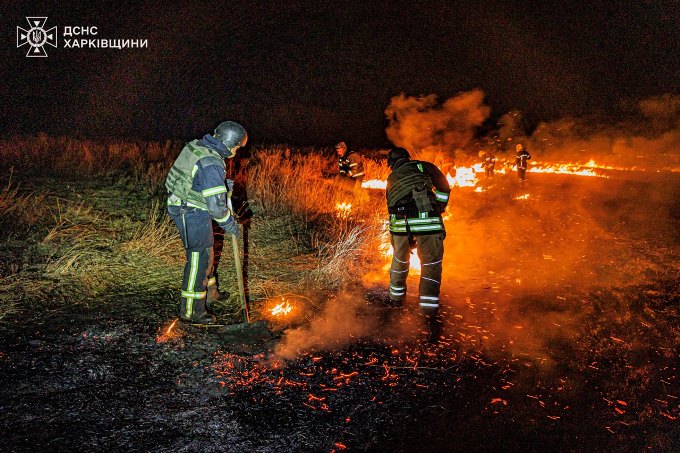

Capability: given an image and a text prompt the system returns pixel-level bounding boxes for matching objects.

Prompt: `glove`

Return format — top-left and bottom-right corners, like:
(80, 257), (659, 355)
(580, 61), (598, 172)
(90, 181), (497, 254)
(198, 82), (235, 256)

(221, 216), (240, 239)
(225, 179), (234, 191)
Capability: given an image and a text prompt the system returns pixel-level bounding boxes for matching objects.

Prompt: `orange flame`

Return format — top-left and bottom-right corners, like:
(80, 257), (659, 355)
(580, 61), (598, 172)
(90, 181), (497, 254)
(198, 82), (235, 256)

(528, 161), (607, 177)
(382, 245), (421, 274)
(446, 168), (478, 187)
(166, 318), (178, 335)
(335, 201), (352, 218)
(409, 250), (421, 271)
(156, 318), (180, 343)
(362, 179), (387, 189)
(271, 299), (293, 317)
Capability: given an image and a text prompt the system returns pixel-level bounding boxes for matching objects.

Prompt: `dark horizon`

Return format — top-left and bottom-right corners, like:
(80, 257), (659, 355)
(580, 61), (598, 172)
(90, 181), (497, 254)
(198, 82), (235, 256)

(2, 1), (680, 147)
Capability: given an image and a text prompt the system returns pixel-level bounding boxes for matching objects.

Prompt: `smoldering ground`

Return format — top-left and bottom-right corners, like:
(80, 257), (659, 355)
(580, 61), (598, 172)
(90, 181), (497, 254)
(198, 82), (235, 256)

(274, 91), (679, 369)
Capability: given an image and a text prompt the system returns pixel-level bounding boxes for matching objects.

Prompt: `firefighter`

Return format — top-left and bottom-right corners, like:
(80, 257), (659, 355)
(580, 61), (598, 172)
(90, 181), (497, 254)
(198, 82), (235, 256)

(479, 150), (496, 179)
(385, 147), (451, 342)
(165, 121), (247, 324)
(515, 143), (531, 181)
(336, 141), (365, 192)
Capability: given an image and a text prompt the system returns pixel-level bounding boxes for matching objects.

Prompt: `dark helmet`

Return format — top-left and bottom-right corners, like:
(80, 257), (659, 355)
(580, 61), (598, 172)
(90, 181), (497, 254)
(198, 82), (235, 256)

(214, 121), (248, 157)
(387, 147), (411, 169)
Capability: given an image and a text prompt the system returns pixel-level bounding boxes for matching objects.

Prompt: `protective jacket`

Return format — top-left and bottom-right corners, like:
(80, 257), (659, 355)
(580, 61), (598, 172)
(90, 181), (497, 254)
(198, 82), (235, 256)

(386, 160), (450, 235)
(339, 151), (365, 180)
(483, 153), (497, 169)
(515, 149), (531, 169)
(165, 139), (232, 227)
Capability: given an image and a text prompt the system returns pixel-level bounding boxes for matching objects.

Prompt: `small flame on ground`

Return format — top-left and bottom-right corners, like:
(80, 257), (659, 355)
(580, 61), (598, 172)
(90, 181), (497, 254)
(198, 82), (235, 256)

(335, 202), (352, 218)
(156, 318), (180, 344)
(166, 318), (178, 335)
(271, 299), (293, 317)
(515, 193), (530, 200)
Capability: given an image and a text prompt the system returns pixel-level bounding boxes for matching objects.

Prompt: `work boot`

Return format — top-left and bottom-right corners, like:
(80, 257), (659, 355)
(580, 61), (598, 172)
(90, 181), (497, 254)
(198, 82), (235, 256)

(425, 314), (443, 344)
(385, 298), (403, 309)
(207, 284), (230, 302)
(180, 312), (217, 325)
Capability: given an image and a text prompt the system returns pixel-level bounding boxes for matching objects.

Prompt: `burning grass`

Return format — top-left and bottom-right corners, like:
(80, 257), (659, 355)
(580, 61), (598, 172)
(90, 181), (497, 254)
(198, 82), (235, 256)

(0, 135), (678, 449)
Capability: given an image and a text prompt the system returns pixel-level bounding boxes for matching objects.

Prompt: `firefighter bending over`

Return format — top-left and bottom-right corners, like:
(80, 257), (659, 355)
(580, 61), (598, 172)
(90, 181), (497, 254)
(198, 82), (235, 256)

(165, 121), (247, 325)
(336, 141), (365, 191)
(515, 143), (531, 182)
(385, 147), (451, 342)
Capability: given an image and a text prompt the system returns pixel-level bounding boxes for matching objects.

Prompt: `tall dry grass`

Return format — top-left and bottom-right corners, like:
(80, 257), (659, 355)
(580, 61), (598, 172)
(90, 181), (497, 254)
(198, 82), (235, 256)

(0, 134), (178, 194)
(245, 147), (389, 288)
(0, 135), (392, 317)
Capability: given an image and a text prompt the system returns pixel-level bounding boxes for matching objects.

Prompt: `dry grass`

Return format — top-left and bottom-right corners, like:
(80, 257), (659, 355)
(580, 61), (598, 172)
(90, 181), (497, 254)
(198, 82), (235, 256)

(41, 199), (183, 299)
(0, 135), (392, 320)
(121, 200), (183, 262)
(244, 148), (390, 290)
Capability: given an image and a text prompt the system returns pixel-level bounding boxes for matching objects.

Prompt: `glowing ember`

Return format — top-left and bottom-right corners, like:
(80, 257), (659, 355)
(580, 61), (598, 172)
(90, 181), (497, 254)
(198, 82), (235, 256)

(361, 179), (387, 189)
(515, 193), (530, 200)
(271, 299), (293, 316)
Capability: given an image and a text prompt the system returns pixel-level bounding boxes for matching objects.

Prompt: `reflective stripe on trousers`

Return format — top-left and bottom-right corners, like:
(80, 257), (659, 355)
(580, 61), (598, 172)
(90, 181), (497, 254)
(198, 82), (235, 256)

(389, 232), (445, 314)
(168, 205), (214, 319)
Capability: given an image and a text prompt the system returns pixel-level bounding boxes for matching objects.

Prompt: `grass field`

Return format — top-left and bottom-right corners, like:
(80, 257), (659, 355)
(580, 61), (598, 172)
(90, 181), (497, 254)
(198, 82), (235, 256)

(0, 135), (678, 451)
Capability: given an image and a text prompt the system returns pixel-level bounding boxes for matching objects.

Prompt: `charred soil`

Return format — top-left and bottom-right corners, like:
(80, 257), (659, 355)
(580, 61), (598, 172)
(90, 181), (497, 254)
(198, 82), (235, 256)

(1, 167), (678, 452)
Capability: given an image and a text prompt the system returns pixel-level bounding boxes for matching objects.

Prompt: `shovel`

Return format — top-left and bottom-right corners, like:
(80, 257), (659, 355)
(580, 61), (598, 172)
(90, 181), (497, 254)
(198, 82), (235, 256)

(228, 197), (250, 324)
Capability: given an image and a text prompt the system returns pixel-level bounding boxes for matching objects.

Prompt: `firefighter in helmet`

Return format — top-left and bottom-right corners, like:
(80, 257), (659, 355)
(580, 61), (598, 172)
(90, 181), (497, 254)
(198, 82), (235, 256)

(479, 150), (496, 179)
(515, 143), (531, 182)
(336, 141), (365, 192)
(165, 121), (247, 324)
(385, 147), (451, 342)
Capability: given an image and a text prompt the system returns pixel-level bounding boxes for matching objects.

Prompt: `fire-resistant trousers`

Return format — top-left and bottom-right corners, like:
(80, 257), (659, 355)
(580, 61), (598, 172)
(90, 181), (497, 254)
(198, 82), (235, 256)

(518, 167), (527, 181)
(168, 205), (215, 319)
(389, 232), (445, 316)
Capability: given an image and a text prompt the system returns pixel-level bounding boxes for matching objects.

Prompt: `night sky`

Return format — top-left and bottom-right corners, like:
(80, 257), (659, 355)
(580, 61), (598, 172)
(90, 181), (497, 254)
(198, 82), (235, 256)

(2, 1), (679, 146)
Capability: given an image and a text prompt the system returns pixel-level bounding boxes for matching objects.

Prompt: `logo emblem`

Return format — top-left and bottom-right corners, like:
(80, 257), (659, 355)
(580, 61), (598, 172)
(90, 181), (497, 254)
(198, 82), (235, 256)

(17, 17), (57, 57)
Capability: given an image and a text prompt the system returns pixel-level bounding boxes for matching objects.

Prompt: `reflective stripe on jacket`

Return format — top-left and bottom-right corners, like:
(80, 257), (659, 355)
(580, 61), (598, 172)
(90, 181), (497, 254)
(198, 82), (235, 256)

(386, 160), (450, 235)
(165, 140), (232, 224)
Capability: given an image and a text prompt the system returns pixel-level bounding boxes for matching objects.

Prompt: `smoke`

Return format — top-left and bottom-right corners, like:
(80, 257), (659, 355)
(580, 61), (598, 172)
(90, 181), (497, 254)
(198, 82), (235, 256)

(274, 292), (381, 360)
(384, 90), (491, 153)
(522, 94), (680, 170)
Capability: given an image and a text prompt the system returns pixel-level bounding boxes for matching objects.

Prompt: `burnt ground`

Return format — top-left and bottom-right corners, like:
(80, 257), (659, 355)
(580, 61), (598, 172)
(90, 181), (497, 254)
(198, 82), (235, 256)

(1, 172), (679, 452)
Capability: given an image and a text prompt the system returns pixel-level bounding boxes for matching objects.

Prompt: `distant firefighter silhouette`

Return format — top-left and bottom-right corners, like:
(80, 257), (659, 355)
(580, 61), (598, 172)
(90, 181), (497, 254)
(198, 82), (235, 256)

(515, 144), (531, 182)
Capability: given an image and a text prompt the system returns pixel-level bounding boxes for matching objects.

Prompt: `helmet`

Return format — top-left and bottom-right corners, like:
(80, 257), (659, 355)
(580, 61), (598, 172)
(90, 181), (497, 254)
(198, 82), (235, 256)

(387, 147), (411, 168)
(214, 121), (247, 157)
(478, 150), (486, 158)
(515, 143), (523, 152)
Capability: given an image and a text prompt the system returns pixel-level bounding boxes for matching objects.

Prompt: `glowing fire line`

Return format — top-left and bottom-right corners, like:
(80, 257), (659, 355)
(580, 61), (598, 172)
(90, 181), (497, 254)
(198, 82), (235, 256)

(362, 158), (612, 192)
